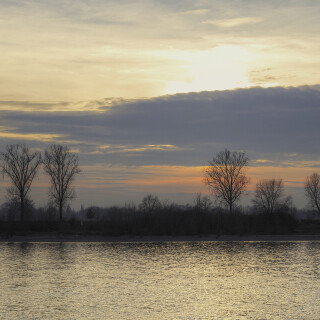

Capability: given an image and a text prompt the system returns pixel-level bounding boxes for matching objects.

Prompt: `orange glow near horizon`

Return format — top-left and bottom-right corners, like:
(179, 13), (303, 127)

(0, 163), (315, 208)
(0, 164), (314, 194)
(77, 164), (312, 194)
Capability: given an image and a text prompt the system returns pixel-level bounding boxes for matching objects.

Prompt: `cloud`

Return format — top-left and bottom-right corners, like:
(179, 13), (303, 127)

(1, 86), (320, 167)
(0, 99), (123, 112)
(100, 144), (180, 153)
(1, 0), (320, 101)
(0, 132), (64, 142)
(175, 9), (209, 16)
(204, 17), (263, 28)
(1, 86), (320, 208)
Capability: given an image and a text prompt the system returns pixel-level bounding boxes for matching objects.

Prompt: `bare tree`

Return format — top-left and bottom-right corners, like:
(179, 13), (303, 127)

(139, 194), (161, 214)
(0, 144), (41, 221)
(305, 173), (320, 214)
(252, 179), (291, 214)
(43, 145), (81, 221)
(204, 149), (249, 214)
(194, 193), (212, 212)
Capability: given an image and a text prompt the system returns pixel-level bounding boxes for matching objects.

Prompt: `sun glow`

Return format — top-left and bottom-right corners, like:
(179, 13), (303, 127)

(165, 45), (254, 94)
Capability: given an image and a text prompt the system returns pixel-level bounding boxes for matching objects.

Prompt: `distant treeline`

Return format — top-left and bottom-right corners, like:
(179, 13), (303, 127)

(0, 196), (319, 237)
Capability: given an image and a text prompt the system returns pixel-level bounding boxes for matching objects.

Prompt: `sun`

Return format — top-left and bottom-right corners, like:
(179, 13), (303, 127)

(165, 45), (254, 94)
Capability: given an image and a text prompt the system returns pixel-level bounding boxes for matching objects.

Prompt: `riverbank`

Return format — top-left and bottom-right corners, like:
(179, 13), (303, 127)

(1, 234), (320, 242)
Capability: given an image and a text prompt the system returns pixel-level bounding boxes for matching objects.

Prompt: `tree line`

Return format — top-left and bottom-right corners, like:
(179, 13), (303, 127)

(1, 145), (320, 237)
(204, 149), (320, 216)
(0, 193), (301, 237)
(0, 144), (80, 222)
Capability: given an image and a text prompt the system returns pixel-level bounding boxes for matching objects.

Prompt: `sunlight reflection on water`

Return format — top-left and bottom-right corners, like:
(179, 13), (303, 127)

(0, 241), (319, 320)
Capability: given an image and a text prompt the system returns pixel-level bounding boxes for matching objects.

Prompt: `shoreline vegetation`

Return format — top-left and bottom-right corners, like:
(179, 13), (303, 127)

(0, 208), (319, 242)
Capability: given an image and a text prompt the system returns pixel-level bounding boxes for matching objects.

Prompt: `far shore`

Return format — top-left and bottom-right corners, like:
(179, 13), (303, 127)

(1, 234), (320, 243)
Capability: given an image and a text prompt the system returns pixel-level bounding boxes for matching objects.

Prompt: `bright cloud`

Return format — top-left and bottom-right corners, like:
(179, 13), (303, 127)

(0, 131), (64, 142)
(204, 17), (263, 28)
(0, 1), (319, 101)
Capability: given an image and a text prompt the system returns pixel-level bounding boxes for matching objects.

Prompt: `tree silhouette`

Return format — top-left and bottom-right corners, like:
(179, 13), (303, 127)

(43, 145), (81, 221)
(305, 173), (320, 214)
(139, 194), (161, 214)
(0, 144), (41, 221)
(204, 149), (249, 214)
(252, 179), (291, 214)
(194, 193), (212, 212)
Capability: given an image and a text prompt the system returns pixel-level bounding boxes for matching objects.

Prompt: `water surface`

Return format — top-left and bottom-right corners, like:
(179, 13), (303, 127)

(0, 241), (319, 319)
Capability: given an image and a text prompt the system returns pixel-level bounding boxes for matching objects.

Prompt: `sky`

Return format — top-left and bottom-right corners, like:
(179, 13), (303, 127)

(0, 0), (320, 209)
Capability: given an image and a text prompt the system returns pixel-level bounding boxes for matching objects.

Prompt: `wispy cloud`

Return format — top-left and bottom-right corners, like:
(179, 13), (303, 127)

(88, 144), (181, 154)
(204, 17), (263, 28)
(175, 9), (209, 16)
(0, 132), (65, 142)
(0, 99), (126, 112)
(101, 144), (180, 153)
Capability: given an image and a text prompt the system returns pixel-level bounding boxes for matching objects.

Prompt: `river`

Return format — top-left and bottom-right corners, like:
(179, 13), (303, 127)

(0, 241), (319, 319)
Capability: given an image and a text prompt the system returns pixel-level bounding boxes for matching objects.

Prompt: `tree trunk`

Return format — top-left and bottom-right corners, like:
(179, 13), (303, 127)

(316, 202), (320, 215)
(229, 202), (233, 215)
(59, 202), (63, 222)
(20, 196), (24, 221)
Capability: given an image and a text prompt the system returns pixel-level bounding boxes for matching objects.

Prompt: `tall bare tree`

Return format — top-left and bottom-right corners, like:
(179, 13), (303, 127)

(43, 145), (81, 221)
(204, 149), (249, 214)
(194, 192), (212, 212)
(305, 173), (320, 214)
(139, 194), (161, 214)
(252, 178), (291, 214)
(0, 144), (41, 221)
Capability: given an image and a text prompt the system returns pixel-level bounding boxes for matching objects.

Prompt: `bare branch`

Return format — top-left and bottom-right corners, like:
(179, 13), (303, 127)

(252, 179), (290, 214)
(0, 144), (41, 221)
(43, 145), (81, 221)
(305, 173), (320, 214)
(139, 194), (161, 214)
(204, 149), (249, 214)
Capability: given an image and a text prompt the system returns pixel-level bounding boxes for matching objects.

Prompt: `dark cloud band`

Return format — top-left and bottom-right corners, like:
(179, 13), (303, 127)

(1, 86), (320, 166)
